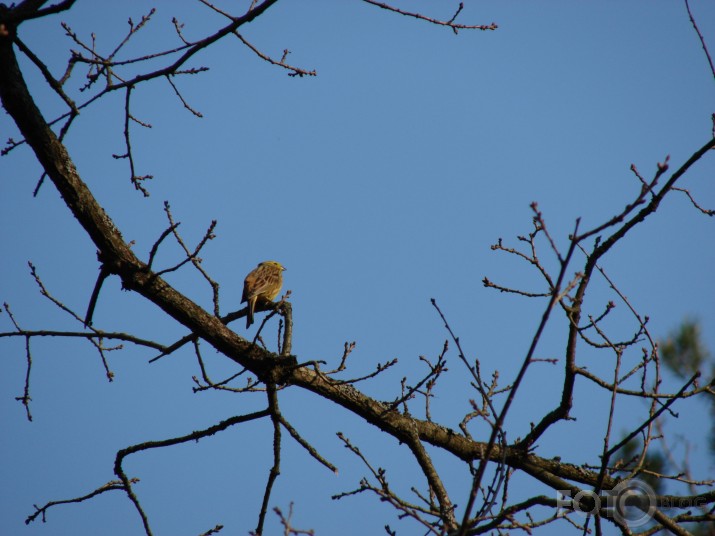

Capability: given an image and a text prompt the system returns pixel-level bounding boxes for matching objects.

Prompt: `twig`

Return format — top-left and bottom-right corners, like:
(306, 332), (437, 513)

(112, 85), (153, 196)
(147, 222), (180, 270)
(29, 262), (115, 379)
(270, 503), (315, 536)
(361, 0), (497, 34)
(0, 328), (166, 351)
(606, 372), (700, 458)
(280, 300), (293, 356)
(84, 264), (110, 327)
(387, 351), (446, 412)
(672, 186), (714, 216)
(404, 425), (458, 530)
(4, 303), (33, 421)
(467, 495), (558, 535)
(590, 331), (625, 534)
(255, 383), (281, 535)
(14, 37), (78, 113)
(190, 340), (256, 393)
(166, 74), (203, 116)
(162, 202), (220, 315)
(234, 33), (316, 77)
(252, 295), (291, 350)
(198, 524), (224, 536)
(331, 358), (398, 385)
(482, 277), (550, 297)
(325, 341), (356, 374)
(26, 479), (136, 525)
(278, 415), (338, 474)
(149, 306), (250, 363)
(333, 433), (442, 533)
(684, 0), (715, 81)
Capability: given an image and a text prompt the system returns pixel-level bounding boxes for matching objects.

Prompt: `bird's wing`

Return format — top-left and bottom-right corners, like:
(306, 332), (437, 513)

(243, 268), (277, 301)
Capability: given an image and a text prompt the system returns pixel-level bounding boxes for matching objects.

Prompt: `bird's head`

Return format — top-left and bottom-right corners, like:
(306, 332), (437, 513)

(261, 260), (286, 271)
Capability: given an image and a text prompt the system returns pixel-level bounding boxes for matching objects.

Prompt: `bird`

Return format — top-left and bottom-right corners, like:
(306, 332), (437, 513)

(241, 260), (286, 328)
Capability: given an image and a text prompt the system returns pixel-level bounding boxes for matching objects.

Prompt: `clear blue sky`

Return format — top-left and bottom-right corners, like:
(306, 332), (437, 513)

(2, 1), (714, 535)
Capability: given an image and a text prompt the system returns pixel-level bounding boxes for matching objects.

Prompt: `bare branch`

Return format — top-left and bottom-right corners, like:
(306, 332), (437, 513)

(334, 433), (443, 533)
(331, 357), (399, 385)
(325, 341), (357, 374)
(146, 223), (181, 271)
(3, 302), (33, 421)
(28, 262), (115, 379)
(362, 0), (497, 34)
(198, 524), (224, 536)
(14, 37), (78, 113)
(191, 339), (253, 394)
(268, 503), (314, 536)
(234, 33), (316, 77)
(26, 479), (135, 525)
(160, 202), (220, 315)
(112, 85), (153, 196)
(83, 264), (110, 327)
(278, 415), (338, 474)
(404, 427), (458, 531)
(672, 186), (715, 216)
(0, 328), (166, 351)
(255, 383), (281, 535)
(684, 0), (715, 81)
(606, 372), (700, 459)
(114, 409), (272, 535)
(165, 74), (204, 116)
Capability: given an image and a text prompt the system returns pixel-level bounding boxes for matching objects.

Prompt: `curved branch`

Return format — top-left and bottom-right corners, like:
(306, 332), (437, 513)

(25, 479), (132, 525)
(114, 409), (272, 535)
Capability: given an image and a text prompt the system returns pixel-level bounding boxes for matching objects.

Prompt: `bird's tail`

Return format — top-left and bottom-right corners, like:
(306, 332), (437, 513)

(246, 298), (255, 328)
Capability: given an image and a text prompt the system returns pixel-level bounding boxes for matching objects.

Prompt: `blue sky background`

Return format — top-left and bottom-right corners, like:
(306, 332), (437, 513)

(2, 1), (714, 534)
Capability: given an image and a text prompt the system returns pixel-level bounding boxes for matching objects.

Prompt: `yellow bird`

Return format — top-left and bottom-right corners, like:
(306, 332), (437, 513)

(241, 261), (286, 328)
